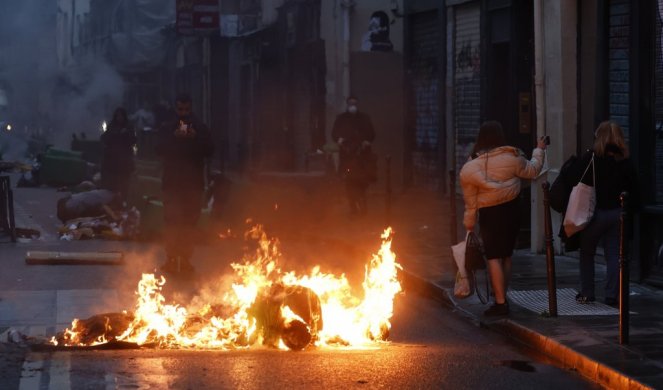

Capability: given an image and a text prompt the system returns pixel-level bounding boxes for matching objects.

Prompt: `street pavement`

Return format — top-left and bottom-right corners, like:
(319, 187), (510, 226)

(1, 171), (662, 389)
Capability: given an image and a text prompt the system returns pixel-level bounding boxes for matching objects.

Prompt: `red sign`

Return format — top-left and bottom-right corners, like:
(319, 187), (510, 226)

(177, 0), (219, 35)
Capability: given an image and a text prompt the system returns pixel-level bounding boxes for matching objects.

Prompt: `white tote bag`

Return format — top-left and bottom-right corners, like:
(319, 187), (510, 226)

(563, 154), (596, 237)
(452, 233), (471, 298)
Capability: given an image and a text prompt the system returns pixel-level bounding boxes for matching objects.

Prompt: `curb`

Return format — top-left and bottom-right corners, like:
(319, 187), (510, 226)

(490, 320), (654, 390)
(400, 269), (655, 390)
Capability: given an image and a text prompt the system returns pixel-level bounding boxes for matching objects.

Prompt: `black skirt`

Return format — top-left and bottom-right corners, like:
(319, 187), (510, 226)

(478, 196), (521, 259)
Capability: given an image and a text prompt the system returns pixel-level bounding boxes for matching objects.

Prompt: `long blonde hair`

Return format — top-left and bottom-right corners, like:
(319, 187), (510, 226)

(593, 121), (629, 159)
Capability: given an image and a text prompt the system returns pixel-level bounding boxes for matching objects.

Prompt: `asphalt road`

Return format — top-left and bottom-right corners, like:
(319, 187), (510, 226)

(4, 293), (598, 390)
(1, 176), (597, 389)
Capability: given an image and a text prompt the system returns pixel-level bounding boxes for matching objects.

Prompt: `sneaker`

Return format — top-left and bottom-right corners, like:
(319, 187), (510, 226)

(575, 293), (595, 304)
(484, 303), (509, 317)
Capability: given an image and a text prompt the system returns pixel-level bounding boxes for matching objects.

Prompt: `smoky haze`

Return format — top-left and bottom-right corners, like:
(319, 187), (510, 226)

(0, 0), (125, 154)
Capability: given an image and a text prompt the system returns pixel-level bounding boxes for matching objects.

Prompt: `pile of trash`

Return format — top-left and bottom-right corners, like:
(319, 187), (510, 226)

(59, 207), (140, 241)
(57, 189), (140, 240)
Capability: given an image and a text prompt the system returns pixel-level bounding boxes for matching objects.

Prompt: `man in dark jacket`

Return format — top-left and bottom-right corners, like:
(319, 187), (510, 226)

(155, 94), (214, 274)
(331, 96), (376, 216)
(100, 107), (136, 202)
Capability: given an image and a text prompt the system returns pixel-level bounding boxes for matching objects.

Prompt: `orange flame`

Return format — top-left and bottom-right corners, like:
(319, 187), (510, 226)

(54, 226), (402, 350)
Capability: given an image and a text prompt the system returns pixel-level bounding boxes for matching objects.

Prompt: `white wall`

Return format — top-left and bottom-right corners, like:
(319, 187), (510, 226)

(532, 0), (578, 253)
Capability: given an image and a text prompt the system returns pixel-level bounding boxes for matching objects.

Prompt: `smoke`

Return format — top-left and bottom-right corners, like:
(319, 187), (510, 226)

(52, 61), (126, 145)
(0, 1), (131, 151)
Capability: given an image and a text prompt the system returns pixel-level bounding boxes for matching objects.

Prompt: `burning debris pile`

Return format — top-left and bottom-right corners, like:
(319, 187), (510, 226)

(52, 226), (402, 351)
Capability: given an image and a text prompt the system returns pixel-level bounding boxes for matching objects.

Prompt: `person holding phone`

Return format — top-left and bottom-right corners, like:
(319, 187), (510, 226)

(155, 93), (214, 275)
(100, 107), (136, 202)
(460, 121), (548, 316)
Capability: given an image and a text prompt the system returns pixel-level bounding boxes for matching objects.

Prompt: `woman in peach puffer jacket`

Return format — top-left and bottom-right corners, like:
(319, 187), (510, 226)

(460, 121), (548, 317)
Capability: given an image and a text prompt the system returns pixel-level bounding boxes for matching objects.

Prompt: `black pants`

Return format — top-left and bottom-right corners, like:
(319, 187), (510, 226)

(345, 179), (368, 215)
(162, 190), (202, 261)
(339, 151), (373, 215)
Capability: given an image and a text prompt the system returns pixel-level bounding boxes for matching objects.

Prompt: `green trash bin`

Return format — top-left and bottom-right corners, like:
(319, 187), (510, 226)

(39, 154), (88, 186)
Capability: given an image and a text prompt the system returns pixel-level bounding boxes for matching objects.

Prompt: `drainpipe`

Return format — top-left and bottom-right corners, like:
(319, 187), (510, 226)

(532, 0), (546, 253)
(534, 0), (545, 138)
(203, 36), (211, 126)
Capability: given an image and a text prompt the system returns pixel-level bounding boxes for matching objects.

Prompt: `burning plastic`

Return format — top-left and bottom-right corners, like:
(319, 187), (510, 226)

(52, 226), (402, 350)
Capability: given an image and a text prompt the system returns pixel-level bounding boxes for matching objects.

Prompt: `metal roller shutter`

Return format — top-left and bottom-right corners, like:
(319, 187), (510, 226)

(655, 0), (663, 203)
(409, 10), (441, 189)
(454, 2), (481, 174)
(608, 0), (630, 138)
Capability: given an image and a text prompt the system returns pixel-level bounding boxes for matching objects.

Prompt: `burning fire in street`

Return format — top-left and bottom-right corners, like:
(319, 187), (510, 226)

(51, 226), (402, 351)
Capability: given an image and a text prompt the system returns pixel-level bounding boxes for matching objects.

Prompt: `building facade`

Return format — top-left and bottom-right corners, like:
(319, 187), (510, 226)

(581, 0), (663, 285)
(217, 0), (411, 190)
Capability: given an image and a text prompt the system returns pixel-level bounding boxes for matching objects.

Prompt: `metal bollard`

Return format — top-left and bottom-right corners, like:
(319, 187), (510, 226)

(449, 170), (458, 245)
(541, 182), (558, 317)
(0, 176), (16, 242)
(619, 192), (629, 345)
(8, 185), (15, 243)
(385, 155), (392, 225)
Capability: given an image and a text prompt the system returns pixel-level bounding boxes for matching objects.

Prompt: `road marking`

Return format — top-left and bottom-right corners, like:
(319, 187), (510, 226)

(18, 352), (72, 390)
(19, 353), (45, 390)
(47, 352), (71, 390)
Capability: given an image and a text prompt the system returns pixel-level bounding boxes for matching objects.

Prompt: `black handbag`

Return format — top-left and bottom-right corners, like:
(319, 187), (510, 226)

(465, 231), (490, 304)
(549, 155), (578, 213)
(465, 231), (487, 272)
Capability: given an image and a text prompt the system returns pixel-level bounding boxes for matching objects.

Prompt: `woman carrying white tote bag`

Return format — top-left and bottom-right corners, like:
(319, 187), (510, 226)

(563, 154), (596, 237)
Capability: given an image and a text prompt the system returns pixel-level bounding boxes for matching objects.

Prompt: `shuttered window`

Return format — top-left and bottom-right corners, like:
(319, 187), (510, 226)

(655, 0), (663, 202)
(409, 10), (441, 189)
(608, 0), (630, 139)
(454, 3), (481, 173)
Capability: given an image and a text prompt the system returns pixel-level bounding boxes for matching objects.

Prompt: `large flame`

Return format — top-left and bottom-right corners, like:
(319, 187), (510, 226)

(53, 226), (402, 350)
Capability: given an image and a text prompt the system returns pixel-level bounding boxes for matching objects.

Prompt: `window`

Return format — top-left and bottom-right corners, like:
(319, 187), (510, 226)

(654, 0), (663, 202)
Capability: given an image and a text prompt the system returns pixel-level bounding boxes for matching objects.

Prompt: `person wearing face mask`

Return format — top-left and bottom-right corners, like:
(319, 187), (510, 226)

(155, 93), (214, 275)
(331, 96), (376, 216)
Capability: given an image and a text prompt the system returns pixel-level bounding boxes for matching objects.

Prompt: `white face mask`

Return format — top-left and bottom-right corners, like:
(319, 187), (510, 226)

(348, 105), (358, 114)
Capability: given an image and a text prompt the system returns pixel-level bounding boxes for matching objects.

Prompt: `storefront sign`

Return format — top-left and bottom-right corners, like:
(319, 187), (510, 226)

(177, 0), (219, 35)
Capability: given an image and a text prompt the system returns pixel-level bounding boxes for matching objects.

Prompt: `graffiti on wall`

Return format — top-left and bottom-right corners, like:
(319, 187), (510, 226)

(454, 40), (480, 154)
(361, 11), (394, 52)
(456, 42), (480, 74)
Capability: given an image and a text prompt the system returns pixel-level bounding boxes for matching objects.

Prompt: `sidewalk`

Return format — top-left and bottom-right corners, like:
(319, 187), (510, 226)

(388, 200), (663, 390)
(280, 177), (663, 389)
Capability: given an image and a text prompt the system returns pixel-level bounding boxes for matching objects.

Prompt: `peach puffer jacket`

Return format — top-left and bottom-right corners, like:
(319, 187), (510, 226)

(459, 146), (545, 230)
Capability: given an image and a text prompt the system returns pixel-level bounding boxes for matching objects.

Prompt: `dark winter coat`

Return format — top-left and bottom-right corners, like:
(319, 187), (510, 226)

(577, 146), (640, 212)
(155, 117), (214, 193)
(556, 145), (639, 251)
(100, 123), (136, 176)
(331, 111), (375, 151)
(331, 111), (376, 179)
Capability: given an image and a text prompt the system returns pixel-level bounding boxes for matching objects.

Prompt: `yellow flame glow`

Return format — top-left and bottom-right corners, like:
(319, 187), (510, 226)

(55, 226), (402, 350)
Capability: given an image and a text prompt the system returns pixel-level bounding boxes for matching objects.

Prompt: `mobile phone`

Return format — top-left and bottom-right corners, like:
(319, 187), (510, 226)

(543, 135), (550, 145)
